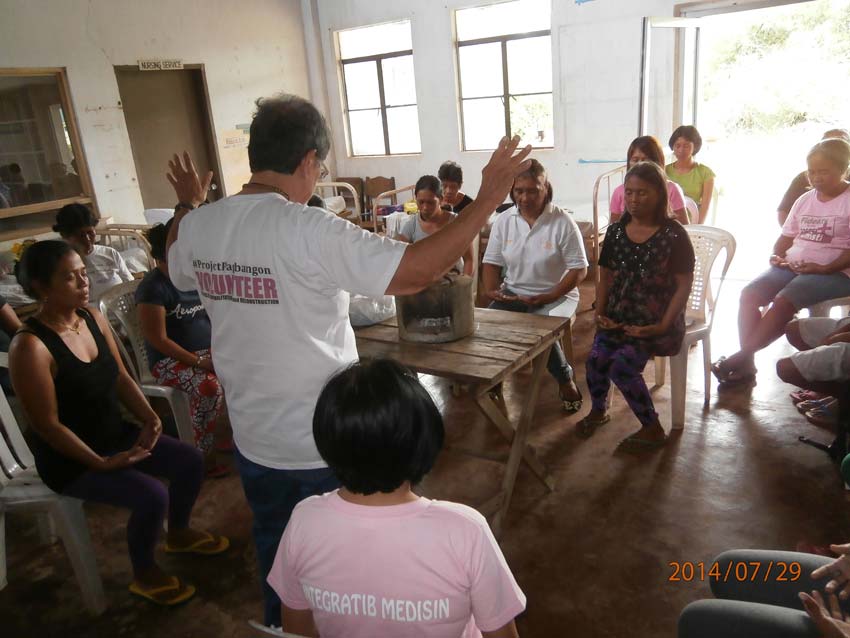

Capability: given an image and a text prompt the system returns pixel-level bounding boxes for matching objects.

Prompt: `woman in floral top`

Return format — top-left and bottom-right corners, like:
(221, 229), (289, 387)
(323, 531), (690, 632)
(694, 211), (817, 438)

(578, 162), (695, 450)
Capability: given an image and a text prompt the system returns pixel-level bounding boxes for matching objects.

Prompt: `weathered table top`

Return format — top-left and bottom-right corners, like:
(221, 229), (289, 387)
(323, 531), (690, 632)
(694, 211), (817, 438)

(355, 308), (567, 387)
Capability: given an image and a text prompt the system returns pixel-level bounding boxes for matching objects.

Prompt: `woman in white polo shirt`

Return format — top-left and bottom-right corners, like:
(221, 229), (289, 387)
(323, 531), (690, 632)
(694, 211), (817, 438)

(482, 159), (588, 412)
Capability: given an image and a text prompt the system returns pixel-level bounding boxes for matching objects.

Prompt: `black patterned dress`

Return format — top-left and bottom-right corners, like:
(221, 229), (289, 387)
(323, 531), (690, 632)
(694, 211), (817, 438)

(598, 214), (695, 356)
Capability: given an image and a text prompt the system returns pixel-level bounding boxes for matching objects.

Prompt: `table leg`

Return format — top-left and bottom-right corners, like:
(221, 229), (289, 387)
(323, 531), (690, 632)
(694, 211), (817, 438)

(490, 343), (553, 537)
(475, 392), (555, 491)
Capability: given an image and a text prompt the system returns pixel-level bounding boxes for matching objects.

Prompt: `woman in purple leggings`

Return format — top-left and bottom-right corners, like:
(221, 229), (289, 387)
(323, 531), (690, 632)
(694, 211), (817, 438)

(10, 240), (228, 606)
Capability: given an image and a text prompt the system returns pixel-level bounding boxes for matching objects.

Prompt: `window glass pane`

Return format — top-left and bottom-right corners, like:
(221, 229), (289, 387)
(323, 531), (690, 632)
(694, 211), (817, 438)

(0, 75), (83, 207)
(343, 62), (381, 110)
(507, 36), (552, 94)
(382, 55), (417, 106)
(349, 109), (385, 156)
(456, 0), (550, 41)
(459, 43), (503, 98)
(462, 98), (505, 151)
(387, 106), (421, 154)
(510, 93), (553, 148)
(338, 21), (412, 59)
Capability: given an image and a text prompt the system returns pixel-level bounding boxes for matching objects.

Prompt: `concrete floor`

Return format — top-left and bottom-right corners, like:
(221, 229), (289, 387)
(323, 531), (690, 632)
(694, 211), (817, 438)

(3, 278), (849, 637)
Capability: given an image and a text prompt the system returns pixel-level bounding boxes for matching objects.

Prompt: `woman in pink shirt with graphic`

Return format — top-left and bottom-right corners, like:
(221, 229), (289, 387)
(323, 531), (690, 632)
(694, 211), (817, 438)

(267, 359), (526, 638)
(609, 136), (689, 225)
(713, 138), (850, 388)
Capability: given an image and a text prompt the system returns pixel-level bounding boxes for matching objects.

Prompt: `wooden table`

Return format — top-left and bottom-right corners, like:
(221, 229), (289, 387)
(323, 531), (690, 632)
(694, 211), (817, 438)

(355, 308), (567, 537)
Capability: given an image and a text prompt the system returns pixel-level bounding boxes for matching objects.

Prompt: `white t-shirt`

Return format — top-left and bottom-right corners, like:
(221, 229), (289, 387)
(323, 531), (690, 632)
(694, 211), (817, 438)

(85, 244), (134, 302)
(168, 194), (407, 469)
(268, 491), (526, 638)
(482, 203), (589, 301)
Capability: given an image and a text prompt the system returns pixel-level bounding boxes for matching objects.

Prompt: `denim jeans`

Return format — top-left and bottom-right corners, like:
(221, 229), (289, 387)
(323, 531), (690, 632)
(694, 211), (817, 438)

(488, 294), (574, 384)
(234, 447), (340, 626)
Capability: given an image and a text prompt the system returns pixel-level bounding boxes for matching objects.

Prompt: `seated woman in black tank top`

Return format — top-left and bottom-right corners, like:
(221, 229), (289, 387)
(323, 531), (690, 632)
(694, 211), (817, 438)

(9, 240), (228, 606)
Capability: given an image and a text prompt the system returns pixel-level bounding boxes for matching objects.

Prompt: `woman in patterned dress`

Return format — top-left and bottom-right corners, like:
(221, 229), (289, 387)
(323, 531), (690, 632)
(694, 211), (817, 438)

(578, 162), (695, 450)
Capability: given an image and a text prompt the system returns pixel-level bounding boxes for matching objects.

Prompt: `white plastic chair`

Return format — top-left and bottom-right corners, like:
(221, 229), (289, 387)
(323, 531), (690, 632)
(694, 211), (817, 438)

(654, 225), (736, 429)
(809, 296), (850, 318)
(683, 196), (700, 224)
(0, 353), (106, 613)
(98, 280), (195, 444)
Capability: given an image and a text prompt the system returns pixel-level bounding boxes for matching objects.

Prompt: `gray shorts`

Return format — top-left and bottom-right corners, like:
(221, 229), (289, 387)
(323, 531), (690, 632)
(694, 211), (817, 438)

(791, 342), (850, 382)
(798, 316), (850, 348)
(743, 266), (850, 311)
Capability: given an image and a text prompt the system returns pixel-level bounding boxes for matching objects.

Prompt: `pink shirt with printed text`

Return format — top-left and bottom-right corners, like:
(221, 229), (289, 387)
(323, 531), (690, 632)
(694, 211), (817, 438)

(609, 181), (687, 220)
(782, 187), (850, 277)
(267, 491), (526, 638)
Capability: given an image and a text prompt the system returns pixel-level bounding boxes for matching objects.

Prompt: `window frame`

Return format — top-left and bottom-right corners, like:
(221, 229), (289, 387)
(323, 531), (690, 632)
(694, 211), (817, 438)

(336, 22), (421, 158)
(456, 28), (553, 151)
(0, 67), (97, 239)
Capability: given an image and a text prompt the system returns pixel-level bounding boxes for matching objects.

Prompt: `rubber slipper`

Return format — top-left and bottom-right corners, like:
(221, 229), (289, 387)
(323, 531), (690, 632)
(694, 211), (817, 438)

(165, 531), (230, 555)
(129, 576), (196, 606)
(617, 433), (668, 452)
(797, 398), (836, 414)
(576, 414), (610, 438)
(562, 399), (583, 414)
(790, 389), (823, 404)
(806, 406), (838, 427)
(717, 371), (757, 391)
(711, 356), (730, 382)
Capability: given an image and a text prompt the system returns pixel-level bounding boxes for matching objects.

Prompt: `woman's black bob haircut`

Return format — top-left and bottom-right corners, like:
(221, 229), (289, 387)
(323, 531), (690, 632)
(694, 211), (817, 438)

(16, 240), (76, 298)
(146, 218), (174, 262)
(313, 358), (445, 495)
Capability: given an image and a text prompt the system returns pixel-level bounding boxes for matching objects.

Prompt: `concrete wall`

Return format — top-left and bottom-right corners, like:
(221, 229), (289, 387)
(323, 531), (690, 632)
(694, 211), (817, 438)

(308, 0), (679, 207)
(0, 0), (311, 223)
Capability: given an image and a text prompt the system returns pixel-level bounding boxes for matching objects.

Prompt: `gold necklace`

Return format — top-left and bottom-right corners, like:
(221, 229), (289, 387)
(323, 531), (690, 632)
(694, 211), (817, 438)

(39, 314), (82, 335)
(243, 182), (290, 199)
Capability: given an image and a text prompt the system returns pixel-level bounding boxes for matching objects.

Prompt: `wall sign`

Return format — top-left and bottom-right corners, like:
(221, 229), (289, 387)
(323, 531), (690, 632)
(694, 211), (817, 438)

(138, 59), (184, 71)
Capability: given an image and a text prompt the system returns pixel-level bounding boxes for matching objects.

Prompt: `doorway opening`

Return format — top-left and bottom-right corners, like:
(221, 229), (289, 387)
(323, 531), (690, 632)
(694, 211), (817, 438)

(115, 66), (222, 210)
(682, 0), (850, 280)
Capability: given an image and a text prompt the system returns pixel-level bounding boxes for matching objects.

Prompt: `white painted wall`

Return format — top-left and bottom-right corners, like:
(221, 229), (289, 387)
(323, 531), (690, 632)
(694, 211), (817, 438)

(310, 0), (679, 208)
(0, 0), (311, 223)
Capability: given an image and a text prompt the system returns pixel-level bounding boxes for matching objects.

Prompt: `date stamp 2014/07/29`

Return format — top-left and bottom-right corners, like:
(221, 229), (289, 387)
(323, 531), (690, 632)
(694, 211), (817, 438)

(668, 561), (803, 583)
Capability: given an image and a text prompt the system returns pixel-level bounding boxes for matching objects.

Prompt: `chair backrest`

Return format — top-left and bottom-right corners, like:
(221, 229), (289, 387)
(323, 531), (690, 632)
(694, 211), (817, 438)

(335, 177), (364, 218)
(314, 181), (362, 221)
(591, 164), (627, 284)
(683, 197), (700, 223)
(365, 176), (396, 215)
(97, 279), (154, 384)
(684, 225), (736, 329)
(97, 228), (155, 271)
(0, 352), (36, 482)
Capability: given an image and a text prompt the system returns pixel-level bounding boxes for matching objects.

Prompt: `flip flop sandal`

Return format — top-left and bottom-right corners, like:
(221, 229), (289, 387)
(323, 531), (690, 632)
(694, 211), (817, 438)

(165, 531), (230, 555)
(797, 398), (836, 414)
(617, 433), (668, 452)
(711, 356), (731, 382)
(560, 391), (584, 414)
(129, 576), (196, 606)
(806, 405), (838, 427)
(790, 389), (823, 404)
(576, 414), (611, 438)
(717, 370), (757, 391)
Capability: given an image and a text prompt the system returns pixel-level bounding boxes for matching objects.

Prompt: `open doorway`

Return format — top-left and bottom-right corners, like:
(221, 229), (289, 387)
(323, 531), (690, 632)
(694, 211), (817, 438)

(684, 0), (850, 279)
(116, 66), (222, 210)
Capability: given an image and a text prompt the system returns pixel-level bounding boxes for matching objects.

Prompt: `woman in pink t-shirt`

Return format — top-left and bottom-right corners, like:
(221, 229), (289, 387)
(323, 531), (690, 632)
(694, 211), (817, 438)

(609, 136), (690, 225)
(267, 359), (526, 638)
(713, 138), (850, 388)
